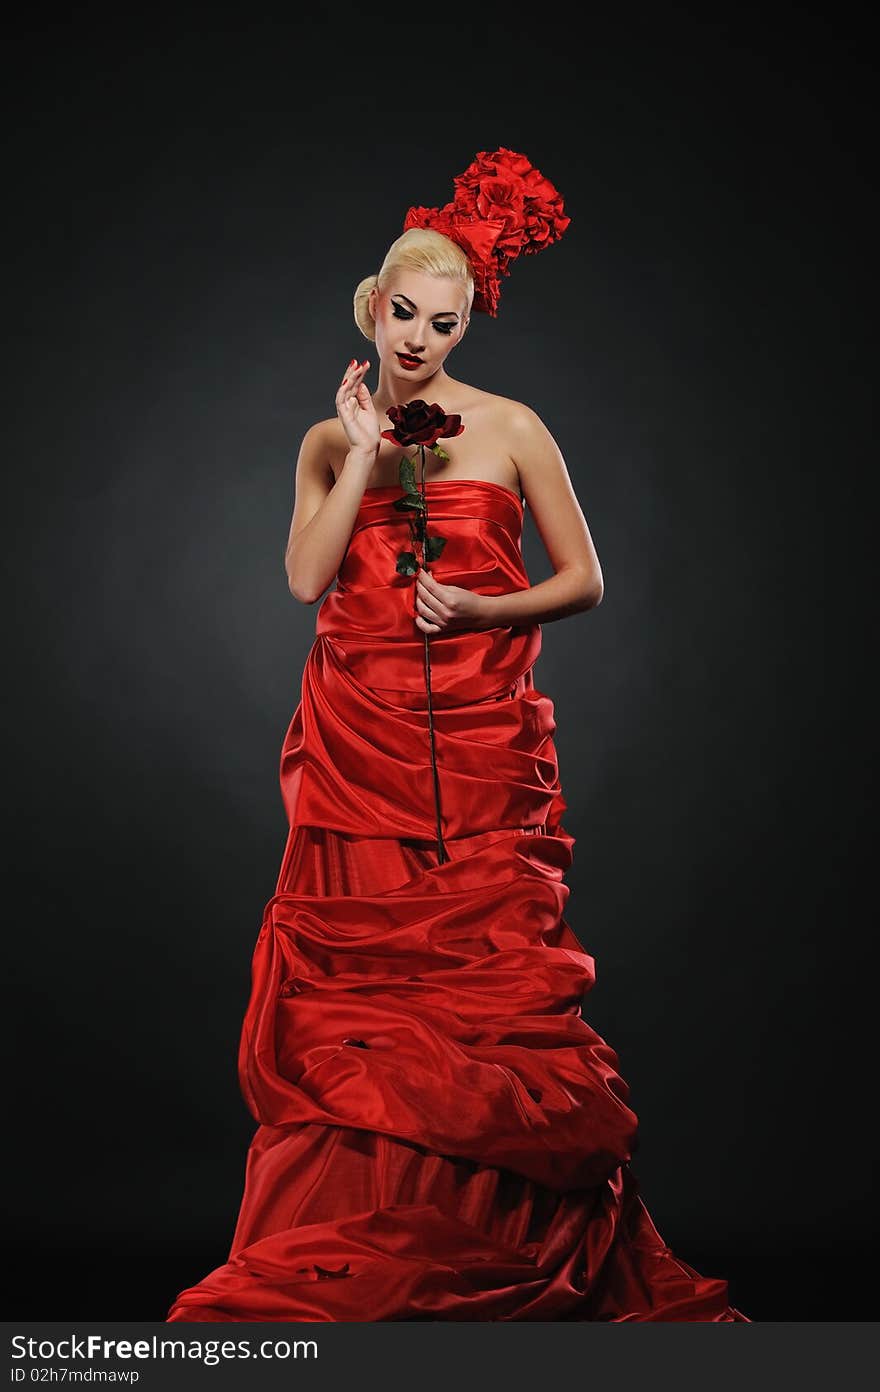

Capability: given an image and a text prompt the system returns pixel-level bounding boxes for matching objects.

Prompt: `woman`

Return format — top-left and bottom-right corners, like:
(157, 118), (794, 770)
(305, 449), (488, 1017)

(166, 149), (748, 1322)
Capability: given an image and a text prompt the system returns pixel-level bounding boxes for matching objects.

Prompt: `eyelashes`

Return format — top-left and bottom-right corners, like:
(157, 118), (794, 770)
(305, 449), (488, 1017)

(392, 305), (455, 335)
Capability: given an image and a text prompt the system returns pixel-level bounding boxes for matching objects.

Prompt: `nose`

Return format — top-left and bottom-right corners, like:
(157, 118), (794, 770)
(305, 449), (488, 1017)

(405, 337), (425, 354)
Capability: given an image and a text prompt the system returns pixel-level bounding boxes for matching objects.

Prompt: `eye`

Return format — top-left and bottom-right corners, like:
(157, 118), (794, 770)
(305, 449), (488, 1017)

(392, 304), (456, 336)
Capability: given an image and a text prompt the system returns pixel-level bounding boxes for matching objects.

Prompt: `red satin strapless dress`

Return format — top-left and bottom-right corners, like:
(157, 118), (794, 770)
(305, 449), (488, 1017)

(166, 479), (748, 1322)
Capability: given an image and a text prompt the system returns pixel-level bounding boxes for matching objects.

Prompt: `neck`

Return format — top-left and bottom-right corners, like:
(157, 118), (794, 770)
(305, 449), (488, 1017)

(372, 361), (454, 418)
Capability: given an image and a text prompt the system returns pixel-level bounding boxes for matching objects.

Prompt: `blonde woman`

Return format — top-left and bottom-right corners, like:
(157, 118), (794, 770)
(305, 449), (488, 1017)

(167, 149), (748, 1323)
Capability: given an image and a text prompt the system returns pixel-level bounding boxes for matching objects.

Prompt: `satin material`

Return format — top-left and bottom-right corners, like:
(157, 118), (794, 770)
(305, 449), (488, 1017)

(166, 480), (748, 1322)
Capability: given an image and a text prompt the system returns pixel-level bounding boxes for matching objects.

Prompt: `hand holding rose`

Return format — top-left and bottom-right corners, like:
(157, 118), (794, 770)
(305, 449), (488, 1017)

(414, 566), (495, 635)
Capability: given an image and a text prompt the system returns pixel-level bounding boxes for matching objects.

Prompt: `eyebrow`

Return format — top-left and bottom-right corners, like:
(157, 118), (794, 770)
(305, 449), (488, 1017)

(392, 293), (460, 320)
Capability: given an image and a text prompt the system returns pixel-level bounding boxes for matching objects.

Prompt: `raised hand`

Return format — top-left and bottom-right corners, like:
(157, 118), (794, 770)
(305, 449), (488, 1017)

(336, 358), (381, 457)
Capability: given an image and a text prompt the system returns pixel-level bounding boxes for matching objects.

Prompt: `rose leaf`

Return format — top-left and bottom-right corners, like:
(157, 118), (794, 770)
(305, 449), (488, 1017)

(424, 534), (447, 560)
(395, 551), (419, 576)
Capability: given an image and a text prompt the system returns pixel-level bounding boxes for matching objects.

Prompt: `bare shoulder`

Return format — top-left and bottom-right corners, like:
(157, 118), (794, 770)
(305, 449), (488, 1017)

(296, 416), (345, 475)
(481, 396), (598, 581)
(478, 394), (566, 485)
(448, 386), (536, 437)
(465, 389), (548, 443)
(299, 416), (337, 451)
(497, 394), (551, 441)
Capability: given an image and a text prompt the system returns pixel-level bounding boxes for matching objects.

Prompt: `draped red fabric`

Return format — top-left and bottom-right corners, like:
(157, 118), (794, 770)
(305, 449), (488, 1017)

(166, 479), (749, 1322)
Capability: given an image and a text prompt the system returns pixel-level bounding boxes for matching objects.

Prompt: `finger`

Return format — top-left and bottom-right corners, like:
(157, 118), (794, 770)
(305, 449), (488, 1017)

(416, 593), (445, 624)
(337, 358), (365, 394)
(417, 567), (442, 596)
(415, 613), (441, 634)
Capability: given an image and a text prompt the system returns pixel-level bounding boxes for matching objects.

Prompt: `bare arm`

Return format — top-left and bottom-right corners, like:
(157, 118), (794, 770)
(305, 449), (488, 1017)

(415, 403), (603, 635)
(285, 359), (380, 604)
(414, 400), (601, 634)
(486, 403), (603, 624)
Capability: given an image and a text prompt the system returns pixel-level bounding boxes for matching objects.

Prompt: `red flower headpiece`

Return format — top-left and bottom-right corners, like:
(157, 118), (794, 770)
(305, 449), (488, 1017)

(403, 147), (571, 317)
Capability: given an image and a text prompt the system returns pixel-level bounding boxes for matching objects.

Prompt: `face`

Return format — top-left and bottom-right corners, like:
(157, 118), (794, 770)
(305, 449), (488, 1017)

(368, 270), (469, 378)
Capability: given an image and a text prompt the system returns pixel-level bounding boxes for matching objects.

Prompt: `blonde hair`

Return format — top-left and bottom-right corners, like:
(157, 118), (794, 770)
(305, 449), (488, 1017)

(353, 228), (474, 341)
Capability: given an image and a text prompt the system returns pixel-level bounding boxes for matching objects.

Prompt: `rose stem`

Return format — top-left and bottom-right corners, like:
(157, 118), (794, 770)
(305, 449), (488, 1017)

(417, 442), (449, 864)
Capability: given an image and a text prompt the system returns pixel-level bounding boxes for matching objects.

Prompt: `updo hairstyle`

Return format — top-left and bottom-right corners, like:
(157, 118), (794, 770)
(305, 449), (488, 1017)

(353, 228), (475, 342)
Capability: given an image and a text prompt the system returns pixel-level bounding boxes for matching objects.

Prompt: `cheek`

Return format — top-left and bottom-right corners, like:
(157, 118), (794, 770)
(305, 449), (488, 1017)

(374, 309), (395, 349)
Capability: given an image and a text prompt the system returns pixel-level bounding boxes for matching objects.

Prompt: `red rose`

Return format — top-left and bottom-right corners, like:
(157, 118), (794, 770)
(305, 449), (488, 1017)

(453, 175), (527, 258)
(453, 147), (570, 257)
(381, 400), (465, 449)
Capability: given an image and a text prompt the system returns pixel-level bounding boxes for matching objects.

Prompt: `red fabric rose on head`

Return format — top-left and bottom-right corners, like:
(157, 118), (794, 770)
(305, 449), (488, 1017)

(403, 203), (509, 317)
(402, 146), (570, 316)
(381, 400), (465, 449)
(452, 174), (527, 261)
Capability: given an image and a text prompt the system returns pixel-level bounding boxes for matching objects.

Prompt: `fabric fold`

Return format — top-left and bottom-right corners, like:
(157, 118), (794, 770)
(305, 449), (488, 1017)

(166, 480), (748, 1323)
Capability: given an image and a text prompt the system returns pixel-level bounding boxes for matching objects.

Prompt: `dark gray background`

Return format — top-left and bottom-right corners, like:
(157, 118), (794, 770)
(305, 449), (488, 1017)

(4, 12), (874, 1320)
